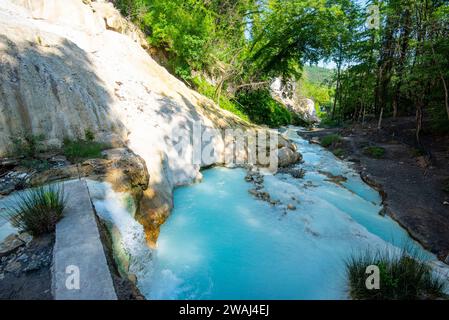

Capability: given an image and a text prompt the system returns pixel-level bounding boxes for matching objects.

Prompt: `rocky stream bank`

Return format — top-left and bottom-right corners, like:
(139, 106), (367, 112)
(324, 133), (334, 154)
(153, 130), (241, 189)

(298, 118), (449, 264)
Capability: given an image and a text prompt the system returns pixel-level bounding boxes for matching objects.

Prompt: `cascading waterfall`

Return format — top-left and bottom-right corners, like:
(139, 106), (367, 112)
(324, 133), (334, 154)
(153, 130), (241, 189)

(86, 181), (154, 289)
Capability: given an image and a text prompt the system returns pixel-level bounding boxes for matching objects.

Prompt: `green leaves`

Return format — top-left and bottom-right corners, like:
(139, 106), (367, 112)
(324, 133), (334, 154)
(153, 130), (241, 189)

(4, 184), (66, 236)
(236, 89), (292, 127)
(114, 0), (449, 131)
(345, 246), (447, 300)
(247, 0), (339, 79)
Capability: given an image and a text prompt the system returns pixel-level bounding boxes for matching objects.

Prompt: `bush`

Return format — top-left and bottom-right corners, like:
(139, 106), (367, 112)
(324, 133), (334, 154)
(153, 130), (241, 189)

(345, 247), (447, 300)
(120, 0), (215, 81)
(84, 129), (95, 142)
(320, 134), (341, 147)
(63, 139), (107, 163)
(236, 89), (292, 127)
(364, 146), (386, 159)
(5, 184), (66, 236)
(192, 76), (250, 122)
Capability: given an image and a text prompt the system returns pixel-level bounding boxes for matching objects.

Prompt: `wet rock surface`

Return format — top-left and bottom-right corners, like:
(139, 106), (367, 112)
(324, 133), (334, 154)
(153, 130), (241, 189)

(277, 166), (305, 179)
(245, 166), (302, 213)
(0, 234), (53, 299)
(0, 234), (26, 258)
(0, 170), (30, 196)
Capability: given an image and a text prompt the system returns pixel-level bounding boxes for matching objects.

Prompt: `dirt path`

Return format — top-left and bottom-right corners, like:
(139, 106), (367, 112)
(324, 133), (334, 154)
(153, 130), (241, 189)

(299, 118), (449, 263)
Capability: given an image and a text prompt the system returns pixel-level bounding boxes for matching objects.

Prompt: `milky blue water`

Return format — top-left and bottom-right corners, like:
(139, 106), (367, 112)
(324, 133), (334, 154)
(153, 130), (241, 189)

(0, 126), (445, 300)
(145, 128), (438, 300)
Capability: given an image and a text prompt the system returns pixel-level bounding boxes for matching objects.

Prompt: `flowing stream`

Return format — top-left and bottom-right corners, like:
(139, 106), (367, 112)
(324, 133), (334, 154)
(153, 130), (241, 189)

(2, 127), (444, 299)
(140, 127), (441, 299)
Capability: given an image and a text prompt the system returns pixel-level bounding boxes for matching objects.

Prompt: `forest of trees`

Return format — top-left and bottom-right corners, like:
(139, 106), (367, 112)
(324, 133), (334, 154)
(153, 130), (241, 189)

(113, 0), (449, 138)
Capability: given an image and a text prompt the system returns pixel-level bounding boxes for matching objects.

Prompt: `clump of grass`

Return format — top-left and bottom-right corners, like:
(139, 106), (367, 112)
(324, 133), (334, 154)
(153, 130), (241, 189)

(320, 134), (341, 147)
(63, 138), (107, 163)
(345, 247), (447, 300)
(333, 148), (344, 158)
(4, 184), (66, 236)
(364, 146), (386, 159)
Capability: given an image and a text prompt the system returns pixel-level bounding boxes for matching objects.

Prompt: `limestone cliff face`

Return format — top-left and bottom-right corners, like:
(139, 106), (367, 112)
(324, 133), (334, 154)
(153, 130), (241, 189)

(270, 78), (320, 124)
(0, 0), (300, 244)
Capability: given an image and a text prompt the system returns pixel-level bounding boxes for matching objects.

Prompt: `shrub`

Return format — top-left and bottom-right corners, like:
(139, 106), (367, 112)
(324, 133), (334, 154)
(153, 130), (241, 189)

(320, 134), (341, 147)
(63, 139), (107, 163)
(5, 184), (66, 236)
(364, 146), (386, 158)
(345, 247), (447, 300)
(192, 76), (250, 122)
(236, 89), (292, 127)
(119, 0), (215, 81)
(84, 129), (95, 142)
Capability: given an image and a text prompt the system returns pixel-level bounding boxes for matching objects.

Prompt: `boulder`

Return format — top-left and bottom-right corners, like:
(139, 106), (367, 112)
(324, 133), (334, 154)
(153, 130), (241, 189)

(278, 147), (301, 168)
(91, 1), (149, 49)
(17, 232), (33, 245)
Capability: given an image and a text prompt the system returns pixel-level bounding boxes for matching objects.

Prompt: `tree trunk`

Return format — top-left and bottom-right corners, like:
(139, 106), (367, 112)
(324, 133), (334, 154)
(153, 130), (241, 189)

(441, 74), (449, 120)
(416, 101), (423, 144)
(392, 98), (398, 118)
(331, 64), (341, 120)
(362, 106), (366, 126)
(377, 107), (384, 130)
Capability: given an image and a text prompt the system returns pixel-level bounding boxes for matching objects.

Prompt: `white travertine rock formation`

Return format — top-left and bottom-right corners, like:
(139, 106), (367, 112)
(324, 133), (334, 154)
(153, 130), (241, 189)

(0, 0), (300, 243)
(270, 77), (320, 123)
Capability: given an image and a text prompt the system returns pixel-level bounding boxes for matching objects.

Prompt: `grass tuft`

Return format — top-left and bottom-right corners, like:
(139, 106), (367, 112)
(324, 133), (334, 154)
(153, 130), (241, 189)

(333, 148), (344, 158)
(320, 134), (341, 147)
(364, 146), (386, 159)
(4, 184), (66, 236)
(345, 247), (447, 300)
(63, 139), (107, 163)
